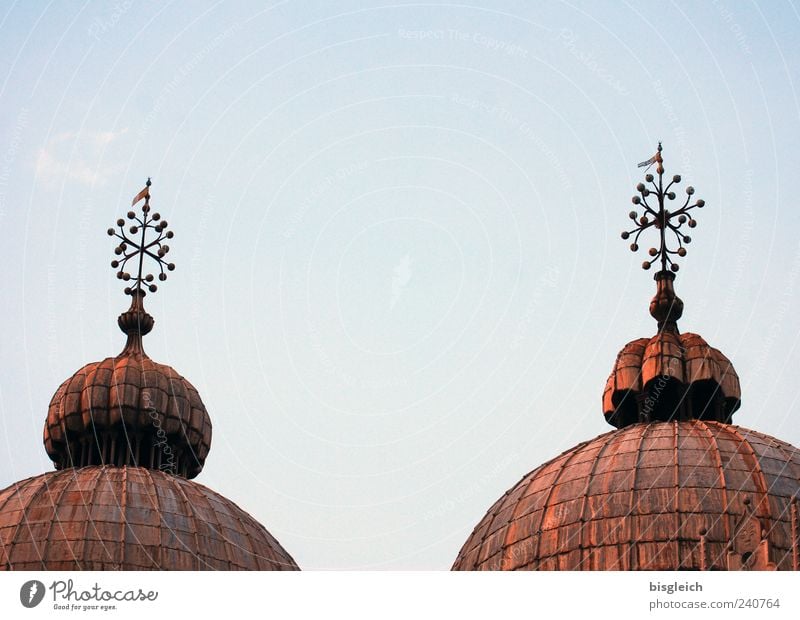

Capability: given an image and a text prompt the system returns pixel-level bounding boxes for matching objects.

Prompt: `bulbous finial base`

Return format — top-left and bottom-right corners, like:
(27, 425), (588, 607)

(649, 270), (683, 331)
(117, 288), (154, 354)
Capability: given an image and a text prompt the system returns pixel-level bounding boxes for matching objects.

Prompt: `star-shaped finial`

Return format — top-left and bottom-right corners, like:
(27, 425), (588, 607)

(621, 145), (705, 273)
(107, 179), (175, 294)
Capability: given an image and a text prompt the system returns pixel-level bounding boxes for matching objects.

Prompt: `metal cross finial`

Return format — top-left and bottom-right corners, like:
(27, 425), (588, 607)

(107, 180), (175, 295)
(621, 144), (705, 273)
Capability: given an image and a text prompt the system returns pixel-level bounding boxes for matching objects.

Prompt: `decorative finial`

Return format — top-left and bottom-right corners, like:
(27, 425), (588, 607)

(107, 178), (175, 295)
(106, 180), (176, 353)
(623, 144), (705, 274)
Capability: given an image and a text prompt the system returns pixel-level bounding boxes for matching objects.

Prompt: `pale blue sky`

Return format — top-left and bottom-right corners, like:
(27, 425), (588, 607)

(1, 0), (799, 569)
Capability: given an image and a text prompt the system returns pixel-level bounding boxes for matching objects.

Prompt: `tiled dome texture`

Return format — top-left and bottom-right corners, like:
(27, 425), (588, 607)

(603, 332), (740, 428)
(453, 421), (800, 571)
(0, 466), (297, 570)
(44, 354), (211, 479)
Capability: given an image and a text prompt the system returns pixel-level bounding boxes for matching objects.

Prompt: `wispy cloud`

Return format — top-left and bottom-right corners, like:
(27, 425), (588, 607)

(35, 129), (128, 187)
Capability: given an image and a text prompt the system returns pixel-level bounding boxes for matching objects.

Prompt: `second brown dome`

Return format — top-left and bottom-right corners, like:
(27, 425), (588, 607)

(453, 420), (800, 571)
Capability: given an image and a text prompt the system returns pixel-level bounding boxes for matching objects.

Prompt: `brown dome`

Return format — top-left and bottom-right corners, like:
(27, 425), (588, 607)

(1, 185), (299, 572)
(602, 271), (740, 428)
(603, 332), (741, 428)
(43, 291), (211, 479)
(454, 152), (800, 572)
(0, 466), (298, 570)
(452, 420), (800, 571)
(45, 353), (211, 479)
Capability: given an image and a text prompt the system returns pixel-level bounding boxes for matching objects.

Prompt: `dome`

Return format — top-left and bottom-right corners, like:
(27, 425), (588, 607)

(453, 146), (800, 571)
(603, 331), (741, 428)
(0, 467), (297, 570)
(0, 181), (298, 571)
(602, 272), (741, 428)
(44, 291), (211, 479)
(452, 420), (800, 571)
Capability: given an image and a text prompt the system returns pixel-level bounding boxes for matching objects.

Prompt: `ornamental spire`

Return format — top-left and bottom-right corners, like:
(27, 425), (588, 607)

(621, 144), (706, 331)
(623, 143), (705, 273)
(107, 178), (175, 295)
(602, 145), (740, 428)
(43, 180), (211, 477)
(106, 180), (176, 353)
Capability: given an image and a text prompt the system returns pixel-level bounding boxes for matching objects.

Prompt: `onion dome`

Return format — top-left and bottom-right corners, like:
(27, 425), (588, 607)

(1, 180), (299, 571)
(452, 421), (800, 571)
(602, 271), (741, 428)
(0, 467), (297, 570)
(44, 290), (211, 479)
(43, 182), (208, 479)
(602, 144), (741, 431)
(452, 144), (800, 571)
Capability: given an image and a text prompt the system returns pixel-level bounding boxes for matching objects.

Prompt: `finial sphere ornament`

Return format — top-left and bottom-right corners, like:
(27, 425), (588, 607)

(108, 180), (175, 295)
(621, 145), (705, 273)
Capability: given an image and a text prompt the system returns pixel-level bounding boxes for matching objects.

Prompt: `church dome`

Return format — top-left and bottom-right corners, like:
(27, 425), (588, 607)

(44, 291), (212, 479)
(602, 272), (741, 429)
(0, 180), (298, 571)
(452, 145), (800, 571)
(0, 467), (297, 570)
(452, 420), (800, 571)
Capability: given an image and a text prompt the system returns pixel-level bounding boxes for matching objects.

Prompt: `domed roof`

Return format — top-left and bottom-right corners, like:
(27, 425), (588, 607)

(453, 146), (800, 571)
(44, 292), (211, 479)
(0, 466), (297, 570)
(603, 273), (741, 429)
(453, 420), (800, 571)
(1, 181), (298, 571)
